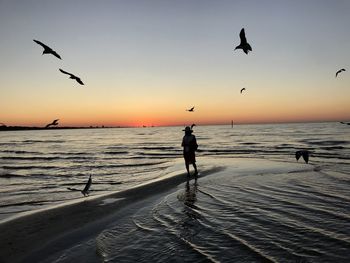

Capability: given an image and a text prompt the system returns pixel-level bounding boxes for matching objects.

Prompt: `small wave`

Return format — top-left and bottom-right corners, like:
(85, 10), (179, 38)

(140, 146), (177, 150)
(104, 151), (129, 155)
(0, 156), (94, 161)
(0, 173), (27, 178)
(2, 165), (58, 170)
(22, 139), (65, 144)
(0, 150), (41, 154)
(300, 139), (348, 146)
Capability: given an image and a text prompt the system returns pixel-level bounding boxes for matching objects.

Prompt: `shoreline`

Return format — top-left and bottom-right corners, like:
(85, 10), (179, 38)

(0, 160), (223, 263)
(0, 126), (124, 131)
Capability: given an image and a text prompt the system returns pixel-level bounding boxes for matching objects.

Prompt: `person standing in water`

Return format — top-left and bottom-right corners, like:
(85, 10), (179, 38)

(181, 126), (198, 179)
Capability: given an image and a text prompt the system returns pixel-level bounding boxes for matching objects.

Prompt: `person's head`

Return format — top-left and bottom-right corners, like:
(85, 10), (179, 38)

(183, 126), (193, 135)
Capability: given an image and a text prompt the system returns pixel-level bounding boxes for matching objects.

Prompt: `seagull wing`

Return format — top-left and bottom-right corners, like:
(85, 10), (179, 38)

(33, 39), (49, 49)
(302, 151), (309, 164)
(75, 77), (84, 85)
(82, 176), (92, 192)
(336, 70), (341, 77)
(247, 43), (252, 51)
(295, 151), (302, 161)
(51, 50), (62, 59)
(59, 69), (74, 77)
(239, 28), (247, 44)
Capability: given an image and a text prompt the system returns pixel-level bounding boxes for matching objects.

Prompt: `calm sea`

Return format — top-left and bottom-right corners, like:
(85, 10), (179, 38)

(1, 122), (349, 262)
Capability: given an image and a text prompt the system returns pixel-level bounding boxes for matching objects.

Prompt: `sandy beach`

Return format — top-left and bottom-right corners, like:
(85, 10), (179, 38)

(2, 157), (347, 262)
(0, 158), (223, 263)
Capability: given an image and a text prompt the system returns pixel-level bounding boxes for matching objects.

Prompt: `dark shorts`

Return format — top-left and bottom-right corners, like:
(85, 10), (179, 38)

(183, 151), (196, 164)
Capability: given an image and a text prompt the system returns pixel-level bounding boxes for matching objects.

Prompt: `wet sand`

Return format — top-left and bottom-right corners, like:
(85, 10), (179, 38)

(0, 158), (311, 263)
(0, 159), (223, 263)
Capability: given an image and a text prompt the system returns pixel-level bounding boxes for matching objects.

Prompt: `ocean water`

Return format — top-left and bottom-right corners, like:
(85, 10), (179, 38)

(1, 122), (350, 262)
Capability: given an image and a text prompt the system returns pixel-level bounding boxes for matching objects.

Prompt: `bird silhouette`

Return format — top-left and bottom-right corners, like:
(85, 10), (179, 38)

(234, 28), (252, 55)
(45, 119), (59, 128)
(33, 40), (61, 59)
(81, 175), (92, 197)
(295, 150), (309, 164)
(340, 121), (350, 125)
(59, 69), (84, 85)
(240, 88), (246, 93)
(191, 123), (196, 129)
(187, 107), (195, 112)
(335, 68), (346, 77)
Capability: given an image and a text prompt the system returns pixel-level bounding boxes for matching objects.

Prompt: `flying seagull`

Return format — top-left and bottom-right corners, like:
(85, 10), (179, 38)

(45, 119), (59, 128)
(335, 68), (346, 78)
(187, 106), (195, 112)
(295, 150), (309, 164)
(59, 69), (84, 85)
(240, 88), (246, 94)
(234, 28), (252, 55)
(191, 123), (196, 129)
(81, 175), (92, 197)
(33, 39), (61, 59)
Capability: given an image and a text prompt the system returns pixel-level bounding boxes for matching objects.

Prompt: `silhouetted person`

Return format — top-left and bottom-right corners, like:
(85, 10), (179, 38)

(45, 119), (59, 128)
(81, 175), (92, 197)
(240, 87), (246, 93)
(296, 150), (309, 164)
(234, 28), (252, 54)
(335, 68), (346, 78)
(59, 69), (84, 85)
(186, 106), (195, 112)
(33, 39), (62, 59)
(182, 126), (198, 180)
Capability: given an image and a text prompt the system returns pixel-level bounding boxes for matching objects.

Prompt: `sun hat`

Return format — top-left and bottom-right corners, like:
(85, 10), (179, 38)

(182, 126), (193, 133)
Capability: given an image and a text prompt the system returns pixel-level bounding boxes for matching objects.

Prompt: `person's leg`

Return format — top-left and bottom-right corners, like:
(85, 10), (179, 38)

(193, 163), (198, 178)
(185, 162), (190, 177)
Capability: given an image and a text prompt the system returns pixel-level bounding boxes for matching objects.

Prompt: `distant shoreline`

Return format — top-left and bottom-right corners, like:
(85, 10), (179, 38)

(0, 126), (125, 131)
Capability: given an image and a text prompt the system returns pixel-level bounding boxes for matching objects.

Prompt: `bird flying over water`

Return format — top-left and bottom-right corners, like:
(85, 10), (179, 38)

(240, 88), (246, 94)
(33, 40), (61, 59)
(45, 119), (59, 128)
(340, 121), (350, 125)
(187, 107), (195, 112)
(295, 150), (309, 164)
(59, 69), (84, 85)
(234, 28), (252, 55)
(191, 123), (196, 129)
(81, 175), (92, 197)
(335, 68), (346, 78)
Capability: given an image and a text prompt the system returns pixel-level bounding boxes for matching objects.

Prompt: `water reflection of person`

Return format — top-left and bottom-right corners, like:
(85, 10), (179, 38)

(183, 181), (199, 224)
(181, 126), (198, 181)
(185, 181), (198, 208)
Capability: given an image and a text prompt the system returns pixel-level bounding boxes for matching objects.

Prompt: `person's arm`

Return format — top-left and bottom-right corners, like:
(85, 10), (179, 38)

(192, 136), (198, 151)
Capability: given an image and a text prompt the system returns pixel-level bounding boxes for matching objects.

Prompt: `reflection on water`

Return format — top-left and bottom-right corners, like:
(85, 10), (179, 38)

(94, 160), (350, 263)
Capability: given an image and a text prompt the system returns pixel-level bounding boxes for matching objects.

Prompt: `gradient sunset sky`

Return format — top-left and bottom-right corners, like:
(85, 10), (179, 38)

(1, 0), (349, 127)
